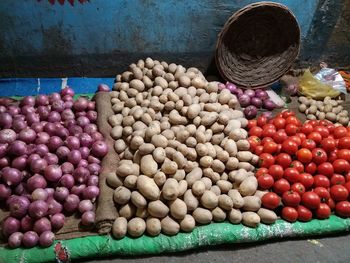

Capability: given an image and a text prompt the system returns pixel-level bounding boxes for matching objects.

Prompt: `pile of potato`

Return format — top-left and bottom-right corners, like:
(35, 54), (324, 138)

(107, 58), (277, 238)
(298, 96), (349, 126)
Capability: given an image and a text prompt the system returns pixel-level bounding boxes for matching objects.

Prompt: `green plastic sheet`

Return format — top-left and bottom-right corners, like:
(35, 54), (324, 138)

(1, 216), (349, 263)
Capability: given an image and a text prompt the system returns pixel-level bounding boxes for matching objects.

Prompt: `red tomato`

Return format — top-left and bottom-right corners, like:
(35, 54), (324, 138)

(276, 144), (282, 154)
(261, 192), (281, 210)
(255, 167), (269, 178)
(268, 164), (284, 180)
(249, 126), (263, 137)
(313, 174), (330, 188)
(255, 145), (264, 155)
(298, 173), (314, 190)
(248, 136), (261, 151)
(257, 115), (268, 127)
(301, 139), (316, 150)
(297, 205), (313, 222)
(301, 123), (313, 135)
(259, 153), (275, 168)
(335, 201), (350, 217)
(327, 198), (336, 210)
(337, 149), (350, 162)
(275, 153), (292, 169)
(284, 168), (300, 184)
(327, 124), (335, 134)
(289, 136), (302, 146)
(330, 174), (346, 186)
(296, 148), (312, 163)
(305, 162), (317, 175)
(330, 185), (349, 201)
(307, 120), (318, 126)
(308, 132), (322, 144)
(273, 117), (286, 130)
(316, 162), (334, 178)
(338, 137), (350, 149)
(282, 140), (298, 155)
(313, 126), (329, 138)
(281, 207), (298, 222)
(296, 133), (307, 142)
(320, 138), (336, 152)
(247, 120), (257, 130)
(291, 183), (306, 196)
(263, 141), (278, 154)
(301, 191), (321, 209)
(333, 159), (350, 174)
(286, 116), (300, 126)
(282, 110), (295, 118)
(282, 191), (301, 207)
(328, 150), (338, 163)
(333, 126), (348, 139)
(319, 120), (331, 126)
(344, 181), (350, 193)
(257, 174), (274, 190)
(273, 178), (291, 195)
(285, 124), (299, 136)
(261, 137), (273, 145)
(262, 128), (276, 138)
(313, 187), (330, 202)
(263, 124), (275, 130)
(315, 203), (331, 219)
(312, 148), (327, 164)
(290, 160), (304, 173)
(273, 130), (288, 144)
(346, 172), (350, 182)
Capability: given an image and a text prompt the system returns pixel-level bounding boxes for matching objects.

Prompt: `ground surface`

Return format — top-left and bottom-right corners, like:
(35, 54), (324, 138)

(82, 234), (350, 263)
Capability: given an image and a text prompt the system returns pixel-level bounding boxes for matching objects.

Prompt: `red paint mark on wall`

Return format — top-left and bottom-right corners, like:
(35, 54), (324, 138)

(37, 0), (89, 6)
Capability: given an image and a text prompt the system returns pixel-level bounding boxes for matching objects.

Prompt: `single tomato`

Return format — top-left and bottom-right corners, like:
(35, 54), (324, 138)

(296, 133), (307, 143)
(257, 174), (274, 190)
(330, 174), (346, 186)
(320, 138), (336, 152)
(249, 126), (263, 137)
(255, 145), (264, 155)
(291, 183), (306, 196)
(282, 191), (301, 207)
(282, 139), (298, 155)
(296, 148), (312, 163)
(301, 139), (316, 150)
(333, 126), (348, 139)
(282, 110), (295, 118)
(255, 167), (269, 178)
(344, 181), (350, 193)
(308, 132), (322, 144)
(273, 178), (291, 195)
(273, 129), (288, 144)
(247, 120), (257, 130)
(330, 185), (349, 201)
(248, 136), (261, 151)
(313, 126), (329, 138)
(316, 162), (334, 178)
(328, 149), (338, 163)
(257, 115), (268, 127)
(289, 136), (302, 146)
(305, 162), (317, 175)
(307, 120), (318, 126)
(261, 137), (274, 145)
(313, 187), (330, 202)
(312, 148), (327, 164)
(268, 164), (284, 180)
(297, 205), (313, 222)
(335, 201), (350, 217)
(286, 116), (300, 126)
(301, 191), (321, 210)
(263, 141), (278, 154)
(313, 174), (330, 188)
(327, 198), (336, 210)
(338, 137), (350, 149)
(281, 207), (298, 222)
(298, 173), (314, 190)
(315, 203), (331, 219)
(290, 160), (304, 173)
(259, 153), (275, 168)
(262, 128), (276, 138)
(284, 168), (300, 184)
(285, 124), (299, 136)
(261, 192), (281, 210)
(273, 117), (286, 130)
(333, 159), (350, 174)
(337, 149), (350, 162)
(346, 172), (350, 182)
(275, 153), (292, 169)
(301, 123), (313, 135)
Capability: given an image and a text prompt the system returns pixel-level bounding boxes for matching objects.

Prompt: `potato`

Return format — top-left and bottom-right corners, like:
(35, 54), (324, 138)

(136, 207), (148, 218)
(112, 217), (128, 239)
(184, 189), (199, 211)
(218, 194), (234, 210)
(200, 177), (212, 190)
(236, 151), (253, 162)
(161, 216), (180, 235)
(200, 190), (219, 209)
(116, 160), (139, 178)
(153, 147), (166, 164)
(127, 217), (146, 237)
(172, 152), (186, 169)
(130, 191), (147, 208)
(228, 208), (242, 224)
(228, 189), (244, 209)
(185, 167), (203, 187)
(254, 190), (268, 199)
(216, 180), (233, 194)
(162, 178), (179, 200)
(154, 171), (167, 187)
(180, 215), (196, 232)
(151, 134), (168, 148)
(148, 200), (169, 218)
(124, 175), (138, 189)
(140, 155), (158, 176)
(169, 198), (187, 219)
(242, 196), (261, 211)
(173, 169), (186, 181)
(192, 181), (206, 196)
(212, 159), (225, 173)
(106, 172), (123, 188)
(224, 139), (237, 156)
(145, 217), (161, 237)
(113, 186), (131, 205)
(119, 203), (136, 219)
(257, 208), (277, 224)
(242, 212), (260, 228)
(230, 169), (249, 184)
(229, 128), (248, 141)
(137, 175), (160, 200)
(210, 185), (221, 196)
(192, 208), (213, 224)
(239, 176), (258, 196)
(161, 159), (178, 175)
(212, 207), (226, 222)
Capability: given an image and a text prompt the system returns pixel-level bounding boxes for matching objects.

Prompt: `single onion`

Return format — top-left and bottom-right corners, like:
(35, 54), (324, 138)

(78, 200), (94, 213)
(59, 174), (75, 189)
(44, 165), (62, 182)
(73, 167), (89, 184)
(60, 86), (75, 97)
(48, 136), (63, 151)
(0, 129), (16, 144)
(30, 158), (48, 173)
(68, 125), (83, 136)
(77, 116), (90, 127)
(71, 184), (86, 197)
(2, 217), (20, 237)
(226, 82), (237, 93)
(238, 94), (251, 107)
(80, 147), (90, 159)
(21, 216), (34, 232)
(8, 196), (30, 219)
(88, 155), (101, 164)
(31, 122), (45, 133)
(75, 111), (86, 118)
(0, 143), (8, 158)
(51, 100), (65, 113)
(36, 94), (49, 106)
(65, 136), (80, 150)
(261, 111), (274, 120)
(39, 231), (55, 247)
(44, 122), (56, 135)
(263, 99), (277, 111)
(27, 174), (47, 192)
(47, 111), (61, 123)
(61, 109), (75, 121)
(64, 100), (73, 109)
(87, 163), (100, 176)
(87, 176), (98, 188)
(54, 187), (69, 202)
(91, 141), (108, 158)
(45, 188), (55, 198)
(50, 213), (65, 230)
(61, 162), (74, 174)
(62, 94), (73, 102)
(54, 125), (69, 139)
(8, 232), (23, 248)
(243, 105), (258, 120)
(87, 101), (95, 111)
(73, 98), (88, 112)
(255, 89), (269, 100)
(14, 182), (27, 195)
(49, 92), (61, 103)
(0, 157), (10, 169)
(244, 89), (255, 98)
(91, 132), (103, 142)
(6, 105), (20, 116)
(12, 156), (27, 171)
(86, 111), (97, 122)
(36, 144), (49, 157)
(37, 106), (50, 120)
(251, 97), (262, 108)
(33, 217), (51, 235)
(12, 119), (27, 132)
(8, 140), (27, 156)
(64, 194), (80, 213)
(21, 105), (35, 115)
(84, 124), (98, 135)
(27, 153), (41, 165)
(80, 133), (93, 147)
(82, 186), (99, 202)
(22, 231), (39, 248)
(28, 200), (48, 219)
(31, 188), (48, 201)
(78, 159), (89, 168)
(35, 132), (50, 144)
(21, 96), (36, 106)
(56, 146), (70, 160)
(44, 153), (59, 165)
(0, 184), (11, 200)
(0, 105), (5, 113)
(81, 211), (95, 226)
(47, 197), (63, 215)
(26, 113), (40, 126)
(2, 167), (23, 186)
(97, 83), (110, 92)
(68, 150), (82, 165)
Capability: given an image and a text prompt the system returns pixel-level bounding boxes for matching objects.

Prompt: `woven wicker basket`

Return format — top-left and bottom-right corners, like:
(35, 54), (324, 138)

(216, 2), (300, 88)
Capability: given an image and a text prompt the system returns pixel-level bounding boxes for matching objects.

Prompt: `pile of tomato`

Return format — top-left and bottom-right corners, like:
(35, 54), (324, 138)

(247, 110), (350, 222)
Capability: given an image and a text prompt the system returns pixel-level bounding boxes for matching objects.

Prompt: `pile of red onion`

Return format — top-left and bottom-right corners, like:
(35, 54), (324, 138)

(219, 82), (277, 119)
(0, 87), (108, 248)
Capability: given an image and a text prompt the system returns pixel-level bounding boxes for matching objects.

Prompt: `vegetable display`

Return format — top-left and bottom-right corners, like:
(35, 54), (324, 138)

(247, 111), (350, 221)
(0, 87), (108, 248)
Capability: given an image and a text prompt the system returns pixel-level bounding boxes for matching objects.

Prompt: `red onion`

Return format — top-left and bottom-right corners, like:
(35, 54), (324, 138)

(218, 83), (225, 90)
(22, 231), (39, 248)
(14, 182), (27, 196)
(0, 184), (11, 200)
(263, 99), (277, 110)
(61, 109), (75, 121)
(21, 105), (35, 115)
(21, 216), (34, 232)
(261, 111), (274, 120)
(27, 174), (47, 192)
(31, 122), (45, 133)
(80, 147), (90, 159)
(33, 217), (51, 235)
(78, 159), (89, 168)
(0, 105), (5, 113)
(97, 83), (110, 92)
(44, 153), (59, 165)
(30, 158), (47, 174)
(2, 217), (20, 237)
(6, 105), (20, 116)
(91, 141), (108, 157)
(49, 92), (61, 103)
(234, 88), (243, 97)
(86, 111), (97, 122)
(87, 163), (100, 176)
(81, 211), (95, 226)
(64, 100), (73, 109)
(12, 119), (27, 132)
(28, 200), (48, 219)
(8, 140), (27, 156)
(82, 186), (99, 201)
(78, 199), (94, 213)
(35, 132), (50, 144)
(63, 194), (80, 213)
(65, 136), (80, 150)
(12, 156), (27, 171)
(73, 167), (89, 184)
(8, 196), (30, 219)
(88, 155), (101, 164)
(26, 144), (36, 155)
(44, 122), (56, 135)
(255, 89), (269, 100)
(226, 82), (237, 93)
(243, 105), (258, 120)
(61, 162), (74, 174)
(21, 96), (36, 106)
(36, 95), (49, 106)
(47, 197), (63, 215)
(0, 157), (10, 168)
(74, 98), (88, 112)
(87, 175), (99, 186)
(1, 167), (22, 186)
(0, 129), (16, 144)
(0, 143), (8, 158)
(27, 153), (40, 165)
(68, 125), (83, 136)
(56, 146), (70, 160)
(39, 231), (55, 247)
(54, 187), (69, 202)
(68, 150), (82, 165)
(26, 113), (40, 126)
(84, 124), (98, 135)
(36, 144), (49, 157)
(50, 213), (65, 230)
(47, 111), (61, 123)
(44, 165), (62, 182)
(80, 133), (93, 147)
(48, 136), (63, 151)
(75, 111), (86, 118)
(251, 97), (263, 108)
(87, 101), (95, 111)
(37, 106), (50, 120)
(55, 126), (69, 139)
(77, 116), (90, 127)
(45, 188), (55, 198)
(62, 94), (73, 102)
(60, 86), (75, 97)
(59, 174), (75, 189)
(244, 89), (255, 98)
(238, 94), (251, 107)
(51, 100), (65, 113)
(71, 184), (86, 197)
(8, 232), (23, 248)
(31, 188), (48, 201)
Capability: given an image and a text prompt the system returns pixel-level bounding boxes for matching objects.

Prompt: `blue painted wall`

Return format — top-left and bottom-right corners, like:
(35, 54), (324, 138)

(0, 0), (348, 77)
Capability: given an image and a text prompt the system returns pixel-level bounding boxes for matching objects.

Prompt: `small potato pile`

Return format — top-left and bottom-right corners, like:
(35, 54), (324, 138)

(107, 58), (275, 238)
(298, 96), (349, 126)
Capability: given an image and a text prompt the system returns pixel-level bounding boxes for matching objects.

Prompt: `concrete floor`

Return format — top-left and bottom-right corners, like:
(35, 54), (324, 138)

(82, 233), (350, 263)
